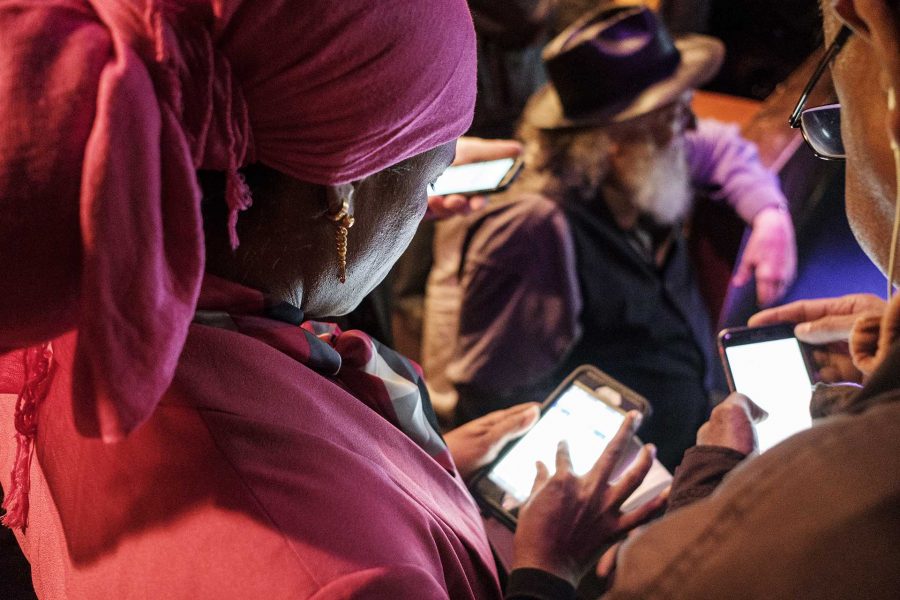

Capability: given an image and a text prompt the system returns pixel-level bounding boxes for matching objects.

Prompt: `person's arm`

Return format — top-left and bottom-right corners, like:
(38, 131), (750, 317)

(666, 393), (763, 511)
(687, 118), (788, 223)
(687, 118), (796, 306)
(448, 197), (582, 408)
(666, 446), (746, 512)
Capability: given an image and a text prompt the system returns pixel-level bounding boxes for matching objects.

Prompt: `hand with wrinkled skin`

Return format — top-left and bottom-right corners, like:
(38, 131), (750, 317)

(732, 206), (797, 307)
(849, 311), (884, 375)
(696, 393), (767, 456)
(512, 412), (668, 587)
(444, 402), (540, 479)
(425, 137), (522, 220)
(749, 293), (887, 382)
(851, 294), (900, 375)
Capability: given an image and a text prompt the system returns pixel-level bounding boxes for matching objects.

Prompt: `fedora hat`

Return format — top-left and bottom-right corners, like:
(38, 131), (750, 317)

(525, 3), (724, 129)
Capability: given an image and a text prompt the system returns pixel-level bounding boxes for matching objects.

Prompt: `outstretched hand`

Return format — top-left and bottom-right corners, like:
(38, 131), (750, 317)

(425, 137), (522, 220)
(512, 412), (667, 587)
(444, 403), (540, 479)
(732, 206), (797, 306)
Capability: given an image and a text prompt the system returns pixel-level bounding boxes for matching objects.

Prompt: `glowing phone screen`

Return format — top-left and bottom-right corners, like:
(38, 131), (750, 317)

(725, 337), (813, 452)
(429, 158), (515, 196)
(487, 383), (626, 505)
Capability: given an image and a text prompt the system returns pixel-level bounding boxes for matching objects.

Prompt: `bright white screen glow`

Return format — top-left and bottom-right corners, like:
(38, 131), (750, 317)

(488, 384), (626, 504)
(430, 158), (515, 196)
(725, 338), (813, 452)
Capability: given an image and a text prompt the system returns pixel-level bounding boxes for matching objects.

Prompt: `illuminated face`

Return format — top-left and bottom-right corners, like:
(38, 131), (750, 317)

(823, 2), (900, 275)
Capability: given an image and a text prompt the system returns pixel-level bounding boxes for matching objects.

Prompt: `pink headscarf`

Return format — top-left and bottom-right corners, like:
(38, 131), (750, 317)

(0, 0), (475, 445)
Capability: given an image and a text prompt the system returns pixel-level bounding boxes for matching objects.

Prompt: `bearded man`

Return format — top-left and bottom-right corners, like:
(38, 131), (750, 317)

(423, 4), (796, 469)
(579, 0), (900, 596)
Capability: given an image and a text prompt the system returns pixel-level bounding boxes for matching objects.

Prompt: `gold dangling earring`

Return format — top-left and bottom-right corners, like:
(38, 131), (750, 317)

(326, 201), (355, 283)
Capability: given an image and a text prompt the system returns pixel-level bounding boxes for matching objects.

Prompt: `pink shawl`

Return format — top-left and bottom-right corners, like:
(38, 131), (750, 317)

(0, 0), (475, 525)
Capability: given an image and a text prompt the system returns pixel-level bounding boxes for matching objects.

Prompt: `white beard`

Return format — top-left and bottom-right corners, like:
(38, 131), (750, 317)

(614, 139), (692, 226)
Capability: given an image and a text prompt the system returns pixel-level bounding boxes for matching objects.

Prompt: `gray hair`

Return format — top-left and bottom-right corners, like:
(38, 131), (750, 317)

(514, 120), (614, 203)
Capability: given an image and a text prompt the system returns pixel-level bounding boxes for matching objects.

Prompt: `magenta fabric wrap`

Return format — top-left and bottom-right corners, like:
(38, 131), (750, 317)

(0, 0), (476, 446)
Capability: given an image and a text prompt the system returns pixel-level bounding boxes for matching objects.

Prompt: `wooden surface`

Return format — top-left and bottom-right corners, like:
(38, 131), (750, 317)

(692, 90), (761, 130)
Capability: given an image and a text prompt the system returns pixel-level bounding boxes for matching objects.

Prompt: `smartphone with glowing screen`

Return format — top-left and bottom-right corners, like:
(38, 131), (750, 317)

(718, 324), (815, 452)
(429, 157), (523, 196)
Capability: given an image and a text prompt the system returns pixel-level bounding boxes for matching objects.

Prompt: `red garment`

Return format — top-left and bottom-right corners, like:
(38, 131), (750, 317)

(0, 280), (501, 598)
(0, 0), (476, 445)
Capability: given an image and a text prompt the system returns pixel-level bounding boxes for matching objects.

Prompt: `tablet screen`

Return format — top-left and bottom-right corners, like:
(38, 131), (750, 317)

(487, 383), (626, 507)
(725, 337), (813, 451)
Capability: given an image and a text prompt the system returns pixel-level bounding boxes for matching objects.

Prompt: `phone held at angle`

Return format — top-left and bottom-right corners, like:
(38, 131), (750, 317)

(718, 323), (815, 452)
(470, 365), (671, 531)
(429, 157), (524, 197)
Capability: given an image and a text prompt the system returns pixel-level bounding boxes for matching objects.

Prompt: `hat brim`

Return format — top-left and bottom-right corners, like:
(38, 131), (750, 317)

(525, 34), (725, 130)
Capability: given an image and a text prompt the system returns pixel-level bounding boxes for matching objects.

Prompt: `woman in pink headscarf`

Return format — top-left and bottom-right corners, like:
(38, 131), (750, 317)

(0, 1), (664, 598)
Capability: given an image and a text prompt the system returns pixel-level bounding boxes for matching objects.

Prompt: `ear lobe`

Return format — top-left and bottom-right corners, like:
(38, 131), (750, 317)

(324, 182), (356, 215)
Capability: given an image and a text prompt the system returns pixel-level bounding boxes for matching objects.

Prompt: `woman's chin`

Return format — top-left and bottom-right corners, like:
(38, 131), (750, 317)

(305, 281), (380, 319)
(320, 300), (361, 319)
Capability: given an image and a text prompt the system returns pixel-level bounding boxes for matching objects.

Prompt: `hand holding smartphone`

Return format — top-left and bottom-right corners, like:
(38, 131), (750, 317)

(429, 157), (523, 197)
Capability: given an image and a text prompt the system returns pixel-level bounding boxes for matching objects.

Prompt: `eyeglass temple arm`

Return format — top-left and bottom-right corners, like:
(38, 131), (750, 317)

(788, 25), (853, 128)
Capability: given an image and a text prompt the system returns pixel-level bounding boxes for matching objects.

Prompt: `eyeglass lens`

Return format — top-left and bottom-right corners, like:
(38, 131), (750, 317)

(800, 104), (844, 159)
(789, 25), (852, 161)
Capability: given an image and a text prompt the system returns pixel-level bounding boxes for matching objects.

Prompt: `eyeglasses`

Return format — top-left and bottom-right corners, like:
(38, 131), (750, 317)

(788, 25), (853, 160)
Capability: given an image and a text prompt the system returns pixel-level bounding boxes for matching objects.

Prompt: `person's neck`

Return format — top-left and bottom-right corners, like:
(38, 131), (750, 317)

(599, 182), (640, 230)
(592, 184), (675, 267)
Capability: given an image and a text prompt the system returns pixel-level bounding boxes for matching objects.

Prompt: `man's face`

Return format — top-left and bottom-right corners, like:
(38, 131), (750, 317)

(824, 2), (900, 274)
(607, 99), (695, 225)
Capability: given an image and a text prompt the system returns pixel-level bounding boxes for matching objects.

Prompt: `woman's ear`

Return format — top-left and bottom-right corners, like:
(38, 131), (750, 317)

(324, 182), (357, 217)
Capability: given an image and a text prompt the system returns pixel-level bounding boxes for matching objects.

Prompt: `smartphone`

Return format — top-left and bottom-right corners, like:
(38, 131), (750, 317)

(718, 324), (815, 452)
(429, 157), (523, 196)
(470, 365), (671, 530)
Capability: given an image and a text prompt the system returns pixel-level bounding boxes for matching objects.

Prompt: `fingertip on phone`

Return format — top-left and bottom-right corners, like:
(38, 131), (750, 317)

(470, 195), (487, 211)
(627, 410), (643, 429)
(522, 405), (541, 426)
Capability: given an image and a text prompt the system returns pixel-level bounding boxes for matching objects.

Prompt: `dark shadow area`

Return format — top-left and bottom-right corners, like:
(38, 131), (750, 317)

(704, 0), (822, 100)
(0, 489), (38, 600)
